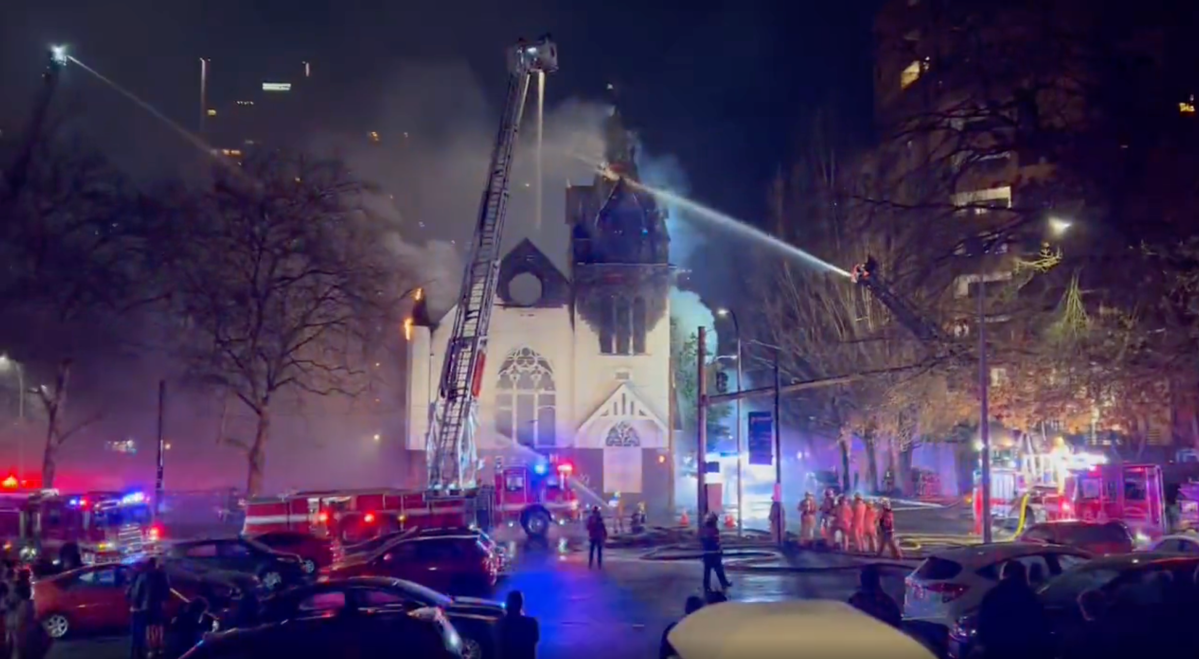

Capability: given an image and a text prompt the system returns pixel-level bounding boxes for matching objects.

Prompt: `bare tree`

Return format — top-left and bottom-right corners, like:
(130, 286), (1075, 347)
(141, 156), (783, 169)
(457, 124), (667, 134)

(0, 123), (150, 486)
(168, 152), (412, 495)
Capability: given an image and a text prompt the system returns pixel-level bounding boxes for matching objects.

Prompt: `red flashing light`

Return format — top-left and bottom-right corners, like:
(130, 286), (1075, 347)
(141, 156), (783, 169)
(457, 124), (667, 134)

(148, 525), (162, 542)
(556, 463), (573, 475)
(1, 476), (17, 489)
(364, 513), (376, 524)
(317, 512), (329, 523)
(79, 498), (89, 507)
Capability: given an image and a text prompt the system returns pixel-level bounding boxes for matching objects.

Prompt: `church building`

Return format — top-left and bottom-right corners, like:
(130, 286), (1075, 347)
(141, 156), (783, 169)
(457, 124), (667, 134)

(403, 109), (674, 511)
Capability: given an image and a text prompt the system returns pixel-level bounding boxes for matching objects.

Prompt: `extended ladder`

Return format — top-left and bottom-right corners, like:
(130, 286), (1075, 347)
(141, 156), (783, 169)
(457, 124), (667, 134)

(425, 37), (559, 493)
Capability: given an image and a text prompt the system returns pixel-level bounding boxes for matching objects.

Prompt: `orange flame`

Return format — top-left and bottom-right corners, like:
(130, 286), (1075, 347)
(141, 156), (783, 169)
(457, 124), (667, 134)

(403, 318), (413, 341)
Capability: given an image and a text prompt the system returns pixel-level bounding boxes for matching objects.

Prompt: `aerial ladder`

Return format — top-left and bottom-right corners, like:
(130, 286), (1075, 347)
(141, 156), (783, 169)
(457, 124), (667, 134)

(424, 36), (558, 494)
(3, 46), (68, 210)
(849, 256), (969, 360)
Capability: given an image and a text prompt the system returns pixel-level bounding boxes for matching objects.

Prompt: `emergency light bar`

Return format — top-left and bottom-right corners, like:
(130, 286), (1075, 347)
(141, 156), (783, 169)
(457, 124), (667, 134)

(121, 492), (147, 505)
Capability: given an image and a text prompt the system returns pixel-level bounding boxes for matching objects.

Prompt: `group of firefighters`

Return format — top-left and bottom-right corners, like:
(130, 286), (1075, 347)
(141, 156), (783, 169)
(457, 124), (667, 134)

(797, 489), (902, 558)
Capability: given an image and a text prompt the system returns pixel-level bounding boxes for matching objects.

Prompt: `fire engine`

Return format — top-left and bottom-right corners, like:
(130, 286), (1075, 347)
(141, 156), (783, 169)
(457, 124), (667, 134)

(1062, 462), (1166, 543)
(243, 459), (579, 542)
(0, 488), (158, 568)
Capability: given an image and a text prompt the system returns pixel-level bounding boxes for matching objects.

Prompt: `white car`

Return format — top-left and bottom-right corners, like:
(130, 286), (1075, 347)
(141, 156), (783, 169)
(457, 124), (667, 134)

(903, 542), (1092, 630)
(1149, 532), (1199, 554)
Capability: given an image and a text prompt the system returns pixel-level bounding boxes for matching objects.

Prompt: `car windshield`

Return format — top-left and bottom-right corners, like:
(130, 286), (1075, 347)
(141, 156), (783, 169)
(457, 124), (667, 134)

(1038, 567), (1121, 605)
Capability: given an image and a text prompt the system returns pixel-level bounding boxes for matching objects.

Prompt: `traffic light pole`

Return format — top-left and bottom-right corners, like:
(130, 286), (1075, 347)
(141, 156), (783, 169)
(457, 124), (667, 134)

(696, 326), (708, 527)
(770, 348), (784, 545)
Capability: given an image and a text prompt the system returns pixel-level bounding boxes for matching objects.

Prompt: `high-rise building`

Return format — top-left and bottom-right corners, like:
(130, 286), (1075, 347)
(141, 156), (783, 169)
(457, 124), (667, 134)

(200, 60), (316, 160)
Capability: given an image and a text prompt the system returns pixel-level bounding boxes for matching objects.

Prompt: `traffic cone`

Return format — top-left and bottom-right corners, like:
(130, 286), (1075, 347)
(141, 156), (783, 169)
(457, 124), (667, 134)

(724, 512), (736, 529)
(679, 509), (690, 527)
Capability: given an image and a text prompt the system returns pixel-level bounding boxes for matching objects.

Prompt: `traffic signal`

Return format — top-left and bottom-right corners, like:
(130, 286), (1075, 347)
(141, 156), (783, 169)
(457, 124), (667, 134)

(715, 370), (729, 394)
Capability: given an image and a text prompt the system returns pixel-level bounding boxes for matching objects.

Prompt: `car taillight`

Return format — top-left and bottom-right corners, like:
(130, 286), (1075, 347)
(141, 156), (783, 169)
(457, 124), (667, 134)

(925, 582), (969, 602)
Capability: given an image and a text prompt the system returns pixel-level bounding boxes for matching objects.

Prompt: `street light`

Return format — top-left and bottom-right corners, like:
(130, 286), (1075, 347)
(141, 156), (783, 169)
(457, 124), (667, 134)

(1048, 217), (1072, 237)
(715, 308), (745, 538)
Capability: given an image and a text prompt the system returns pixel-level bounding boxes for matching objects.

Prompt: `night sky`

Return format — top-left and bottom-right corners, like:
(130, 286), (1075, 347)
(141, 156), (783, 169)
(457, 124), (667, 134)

(2, 0), (878, 233)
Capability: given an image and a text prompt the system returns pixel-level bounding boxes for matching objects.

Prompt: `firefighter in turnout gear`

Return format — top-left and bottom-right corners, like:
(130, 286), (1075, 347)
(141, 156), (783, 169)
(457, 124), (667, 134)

(862, 497), (879, 554)
(876, 499), (902, 558)
(819, 489), (836, 541)
(851, 493), (867, 552)
(798, 493), (818, 546)
(834, 495), (853, 551)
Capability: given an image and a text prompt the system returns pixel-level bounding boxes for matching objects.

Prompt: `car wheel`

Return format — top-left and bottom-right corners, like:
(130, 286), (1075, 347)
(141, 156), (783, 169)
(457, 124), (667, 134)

(301, 559), (317, 575)
(259, 569), (283, 590)
(43, 613), (70, 639)
(460, 635), (483, 659)
(522, 509), (551, 538)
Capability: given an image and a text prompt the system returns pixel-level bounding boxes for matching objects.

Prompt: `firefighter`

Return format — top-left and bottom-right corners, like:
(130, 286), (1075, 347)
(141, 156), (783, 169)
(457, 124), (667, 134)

(834, 495), (853, 551)
(876, 499), (902, 558)
(851, 493), (867, 552)
(798, 493), (818, 546)
(862, 498), (879, 554)
(819, 489), (836, 541)
(586, 506), (607, 569)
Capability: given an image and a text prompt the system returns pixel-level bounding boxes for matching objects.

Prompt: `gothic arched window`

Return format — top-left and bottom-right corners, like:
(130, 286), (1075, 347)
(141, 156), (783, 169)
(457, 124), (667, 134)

(495, 348), (556, 448)
(604, 422), (642, 447)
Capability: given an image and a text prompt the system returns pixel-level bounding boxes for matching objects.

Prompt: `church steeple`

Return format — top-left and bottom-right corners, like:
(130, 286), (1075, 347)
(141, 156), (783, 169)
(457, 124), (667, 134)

(601, 83), (639, 182)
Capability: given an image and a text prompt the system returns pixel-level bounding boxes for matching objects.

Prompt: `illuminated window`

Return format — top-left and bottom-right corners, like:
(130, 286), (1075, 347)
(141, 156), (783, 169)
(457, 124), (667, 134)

(951, 186), (1012, 215)
(368, 131), (381, 143)
(900, 60), (924, 89)
(220, 148), (243, 157)
(1181, 96), (1196, 114)
(206, 109), (217, 117)
(236, 100), (255, 106)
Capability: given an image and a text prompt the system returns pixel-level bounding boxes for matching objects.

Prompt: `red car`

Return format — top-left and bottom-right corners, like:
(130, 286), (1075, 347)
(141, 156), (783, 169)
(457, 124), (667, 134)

(34, 563), (245, 639)
(1018, 520), (1136, 555)
(248, 531), (343, 575)
(323, 535), (498, 596)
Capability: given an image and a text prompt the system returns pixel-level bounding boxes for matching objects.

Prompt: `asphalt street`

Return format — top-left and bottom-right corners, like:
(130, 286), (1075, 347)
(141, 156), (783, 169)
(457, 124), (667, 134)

(48, 544), (909, 659)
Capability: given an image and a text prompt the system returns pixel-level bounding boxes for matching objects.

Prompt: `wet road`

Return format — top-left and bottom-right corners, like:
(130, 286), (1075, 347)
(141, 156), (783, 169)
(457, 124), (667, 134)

(49, 543), (903, 659)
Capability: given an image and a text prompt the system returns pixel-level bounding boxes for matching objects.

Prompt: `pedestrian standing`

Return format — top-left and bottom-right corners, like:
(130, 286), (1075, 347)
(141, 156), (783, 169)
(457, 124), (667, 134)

(659, 596), (704, 659)
(586, 506), (607, 570)
(131, 558), (171, 659)
(851, 494), (867, 552)
(834, 496), (853, 552)
(8, 580), (47, 659)
(876, 500), (902, 559)
(495, 590), (539, 659)
(699, 513), (731, 593)
(976, 561), (1052, 659)
(798, 493), (818, 546)
(127, 561), (147, 659)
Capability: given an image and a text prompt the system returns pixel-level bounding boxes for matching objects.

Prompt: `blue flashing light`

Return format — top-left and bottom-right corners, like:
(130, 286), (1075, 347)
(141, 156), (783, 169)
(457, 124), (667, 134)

(68, 498), (82, 507)
(121, 492), (146, 505)
(532, 463), (548, 476)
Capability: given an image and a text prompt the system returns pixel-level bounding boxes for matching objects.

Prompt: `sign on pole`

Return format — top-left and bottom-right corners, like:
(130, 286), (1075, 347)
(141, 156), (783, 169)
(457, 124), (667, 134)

(747, 412), (774, 466)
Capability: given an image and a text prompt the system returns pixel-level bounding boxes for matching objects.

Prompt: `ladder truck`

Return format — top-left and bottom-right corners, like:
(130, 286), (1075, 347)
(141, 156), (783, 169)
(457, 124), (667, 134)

(3, 46), (68, 209)
(425, 36), (559, 494)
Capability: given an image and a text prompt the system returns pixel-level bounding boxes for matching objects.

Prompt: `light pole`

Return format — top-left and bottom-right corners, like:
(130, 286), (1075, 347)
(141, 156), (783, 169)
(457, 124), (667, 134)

(716, 308), (744, 537)
(978, 271), (992, 543)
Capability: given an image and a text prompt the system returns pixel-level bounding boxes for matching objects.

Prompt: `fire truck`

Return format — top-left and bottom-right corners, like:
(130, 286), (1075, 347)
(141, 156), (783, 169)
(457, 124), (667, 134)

(243, 459), (580, 542)
(0, 489), (158, 569)
(1062, 463), (1167, 543)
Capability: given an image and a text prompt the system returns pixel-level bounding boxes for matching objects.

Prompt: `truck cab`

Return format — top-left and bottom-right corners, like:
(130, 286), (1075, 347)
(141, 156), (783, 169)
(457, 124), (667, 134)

(491, 460), (580, 536)
(0, 490), (155, 570)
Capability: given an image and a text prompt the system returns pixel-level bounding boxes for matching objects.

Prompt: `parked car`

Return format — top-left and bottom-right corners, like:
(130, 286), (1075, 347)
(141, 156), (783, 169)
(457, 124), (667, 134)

(260, 577), (504, 659)
(163, 538), (307, 591)
(247, 531), (343, 574)
(323, 535), (499, 596)
(903, 543), (1091, 635)
(948, 553), (1199, 659)
(180, 605), (464, 659)
(33, 562), (244, 639)
(1149, 532), (1199, 554)
(1018, 520), (1136, 555)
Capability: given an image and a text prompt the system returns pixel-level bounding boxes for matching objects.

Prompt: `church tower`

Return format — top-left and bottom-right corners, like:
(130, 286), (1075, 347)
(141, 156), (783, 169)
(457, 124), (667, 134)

(564, 103), (673, 510)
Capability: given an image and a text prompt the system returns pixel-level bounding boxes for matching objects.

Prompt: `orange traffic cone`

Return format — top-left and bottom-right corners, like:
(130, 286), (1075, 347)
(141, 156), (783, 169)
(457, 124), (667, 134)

(679, 509), (690, 527)
(724, 513), (736, 529)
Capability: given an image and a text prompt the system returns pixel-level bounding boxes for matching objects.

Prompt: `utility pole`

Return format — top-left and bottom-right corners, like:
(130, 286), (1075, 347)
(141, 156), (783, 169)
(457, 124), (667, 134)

(979, 275), (993, 543)
(199, 58), (209, 138)
(154, 380), (167, 521)
(696, 326), (708, 525)
(771, 347), (784, 545)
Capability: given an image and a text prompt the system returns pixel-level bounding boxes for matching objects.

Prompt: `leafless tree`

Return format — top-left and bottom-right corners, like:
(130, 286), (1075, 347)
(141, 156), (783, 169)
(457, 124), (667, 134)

(167, 152), (414, 495)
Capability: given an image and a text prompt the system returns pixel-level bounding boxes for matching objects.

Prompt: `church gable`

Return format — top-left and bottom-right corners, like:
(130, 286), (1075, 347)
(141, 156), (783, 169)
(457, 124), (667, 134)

(576, 381), (667, 448)
(497, 238), (570, 308)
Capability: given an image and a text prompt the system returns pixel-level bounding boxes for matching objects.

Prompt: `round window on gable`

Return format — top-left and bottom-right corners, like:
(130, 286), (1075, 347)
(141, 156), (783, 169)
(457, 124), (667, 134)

(508, 272), (544, 306)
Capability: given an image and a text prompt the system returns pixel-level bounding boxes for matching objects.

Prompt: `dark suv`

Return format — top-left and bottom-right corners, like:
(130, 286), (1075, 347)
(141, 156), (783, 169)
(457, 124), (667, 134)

(164, 538), (307, 591)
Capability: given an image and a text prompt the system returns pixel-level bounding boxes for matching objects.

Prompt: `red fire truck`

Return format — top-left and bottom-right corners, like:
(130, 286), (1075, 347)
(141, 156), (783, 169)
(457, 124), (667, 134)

(0, 489), (158, 569)
(242, 460), (581, 542)
(1063, 463), (1167, 544)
